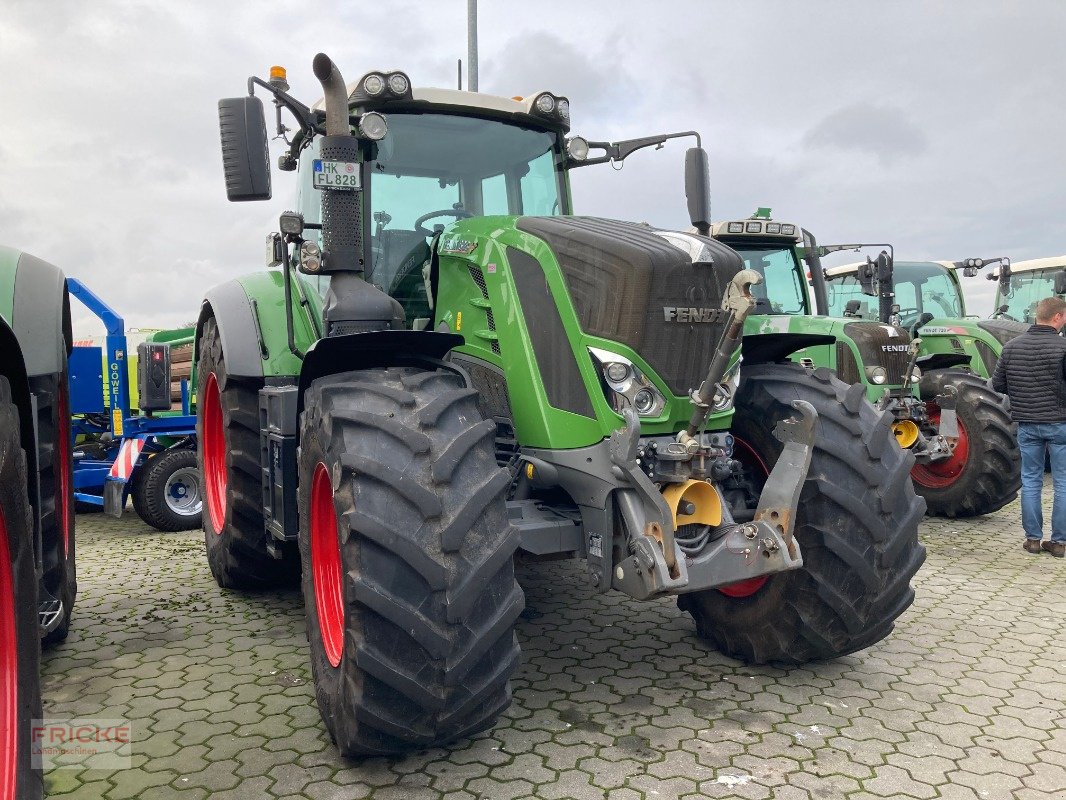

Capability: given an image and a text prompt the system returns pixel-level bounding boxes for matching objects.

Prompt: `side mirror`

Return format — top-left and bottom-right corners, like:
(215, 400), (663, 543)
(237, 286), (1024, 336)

(218, 96), (272, 201)
(857, 258), (878, 296)
(684, 147), (711, 236)
(1054, 271), (1066, 295)
(844, 299), (861, 317)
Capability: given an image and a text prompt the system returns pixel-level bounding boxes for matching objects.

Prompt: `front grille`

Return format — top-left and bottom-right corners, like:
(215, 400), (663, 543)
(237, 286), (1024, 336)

(835, 342), (862, 385)
(516, 217), (743, 395)
(974, 339), (999, 375)
(843, 322), (911, 385)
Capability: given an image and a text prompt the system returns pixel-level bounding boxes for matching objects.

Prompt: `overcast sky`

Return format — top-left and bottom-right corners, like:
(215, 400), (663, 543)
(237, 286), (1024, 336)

(3, 0), (1064, 336)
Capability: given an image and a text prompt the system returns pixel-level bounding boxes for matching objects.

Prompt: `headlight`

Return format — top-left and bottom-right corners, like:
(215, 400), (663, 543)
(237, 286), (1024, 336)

(358, 112), (388, 141)
(867, 366), (888, 385)
(745, 221), (762, 233)
(362, 74), (385, 96)
(781, 224), (796, 235)
(556, 98), (570, 119)
(727, 222), (744, 234)
(605, 362), (630, 383)
(765, 222), (781, 234)
(588, 347), (665, 417)
(535, 93), (555, 113)
(387, 72), (409, 95)
(567, 136), (590, 161)
(299, 240), (321, 273)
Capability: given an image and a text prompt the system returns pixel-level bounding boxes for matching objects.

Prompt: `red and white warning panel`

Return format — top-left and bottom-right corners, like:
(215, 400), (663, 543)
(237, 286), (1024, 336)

(109, 438), (147, 480)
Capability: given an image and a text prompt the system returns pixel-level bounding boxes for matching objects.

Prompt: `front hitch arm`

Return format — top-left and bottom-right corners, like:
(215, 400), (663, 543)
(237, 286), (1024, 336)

(676, 400), (816, 595)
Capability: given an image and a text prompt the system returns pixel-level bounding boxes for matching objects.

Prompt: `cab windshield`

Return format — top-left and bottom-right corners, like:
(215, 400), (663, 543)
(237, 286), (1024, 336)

(728, 246), (809, 315)
(826, 262), (964, 327)
(999, 270), (1060, 323)
(297, 112), (566, 299)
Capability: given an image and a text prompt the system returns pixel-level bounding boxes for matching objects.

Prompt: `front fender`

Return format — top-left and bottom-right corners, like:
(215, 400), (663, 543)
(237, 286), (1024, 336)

(194, 271), (322, 379)
(742, 315), (837, 364)
(0, 246), (70, 378)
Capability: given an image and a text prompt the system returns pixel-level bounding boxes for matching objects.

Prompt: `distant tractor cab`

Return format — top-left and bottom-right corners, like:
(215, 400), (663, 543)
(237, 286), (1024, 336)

(991, 255), (1066, 325)
(711, 213), (1018, 518)
(201, 56), (924, 756)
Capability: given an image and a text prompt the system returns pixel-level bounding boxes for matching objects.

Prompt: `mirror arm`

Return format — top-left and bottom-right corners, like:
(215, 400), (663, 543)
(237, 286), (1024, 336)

(247, 76), (323, 137)
(567, 130), (702, 168)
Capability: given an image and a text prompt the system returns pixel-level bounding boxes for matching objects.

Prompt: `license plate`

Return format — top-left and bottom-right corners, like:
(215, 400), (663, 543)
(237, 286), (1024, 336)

(312, 160), (361, 190)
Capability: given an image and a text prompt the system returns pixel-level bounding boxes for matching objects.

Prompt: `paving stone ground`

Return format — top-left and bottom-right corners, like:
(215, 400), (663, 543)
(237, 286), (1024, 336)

(42, 485), (1065, 799)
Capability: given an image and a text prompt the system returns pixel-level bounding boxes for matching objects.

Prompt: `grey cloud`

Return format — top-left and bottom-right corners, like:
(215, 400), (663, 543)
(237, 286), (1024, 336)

(802, 103), (928, 166)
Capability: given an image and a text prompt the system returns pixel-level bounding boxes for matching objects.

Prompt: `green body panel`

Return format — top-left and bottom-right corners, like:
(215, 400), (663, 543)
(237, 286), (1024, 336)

(234, 269), (324, 377)
(0, 245), (18, 326)
(147, 326), (196, 347)
(744, 313), (901, 403)
(431, 217), (734, 450)
(915, 319), (1000, 379)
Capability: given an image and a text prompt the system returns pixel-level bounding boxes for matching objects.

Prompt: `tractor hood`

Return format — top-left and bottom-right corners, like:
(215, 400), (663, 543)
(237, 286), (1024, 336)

(977, 318), (1029, 345)
(514, 216), (743, 395)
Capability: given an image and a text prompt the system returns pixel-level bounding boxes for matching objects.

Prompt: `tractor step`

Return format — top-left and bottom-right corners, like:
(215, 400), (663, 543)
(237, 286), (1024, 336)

(38, 586), (65, 635)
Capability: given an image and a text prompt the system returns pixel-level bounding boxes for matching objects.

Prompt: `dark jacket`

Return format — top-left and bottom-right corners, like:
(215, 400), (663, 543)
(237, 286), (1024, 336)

(991, 324), (1066, 423)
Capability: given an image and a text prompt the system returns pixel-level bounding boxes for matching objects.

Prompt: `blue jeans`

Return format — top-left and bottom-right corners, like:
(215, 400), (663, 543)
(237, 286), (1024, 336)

(1017, 422), (1066, 543)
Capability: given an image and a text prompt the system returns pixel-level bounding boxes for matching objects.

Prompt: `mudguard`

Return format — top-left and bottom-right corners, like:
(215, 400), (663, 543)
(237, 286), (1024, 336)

(0, 246), (70, 378)
(194, 271), (322, 379)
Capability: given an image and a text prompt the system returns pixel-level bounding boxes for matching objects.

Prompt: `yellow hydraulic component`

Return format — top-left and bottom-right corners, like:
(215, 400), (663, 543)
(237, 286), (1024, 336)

(892, 419), (920, 449)
(661, 479), (723, 528)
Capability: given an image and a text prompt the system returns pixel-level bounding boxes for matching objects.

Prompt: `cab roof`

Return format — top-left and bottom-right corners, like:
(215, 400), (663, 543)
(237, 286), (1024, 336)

(311, 84), (569, 132)
(824, 260), (956, 278)
(1006, 255), (1066, 275)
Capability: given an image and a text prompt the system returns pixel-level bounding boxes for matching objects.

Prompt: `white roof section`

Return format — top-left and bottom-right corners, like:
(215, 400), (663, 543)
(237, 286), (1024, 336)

(312, 83), (555, 119)
(1008, 255), (1066, 275)
(825, 260), (956, 278)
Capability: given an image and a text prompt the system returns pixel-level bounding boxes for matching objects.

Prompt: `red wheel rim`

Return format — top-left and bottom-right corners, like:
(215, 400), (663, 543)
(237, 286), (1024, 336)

(0, 508), (18, 799)
(719, 436), (771, 598)
(202, 373), (227, 533)
(57, 381), (72, 553)
(311, 463), (344, 668)
(911, 405), (970, 489)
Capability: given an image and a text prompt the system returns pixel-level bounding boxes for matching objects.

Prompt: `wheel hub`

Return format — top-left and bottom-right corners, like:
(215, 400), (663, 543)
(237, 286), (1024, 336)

(718, 436), (772, 598)
(311, 463), (345, 668)
(164, 467), (202, 517)
(912, 407), (970, 488)
(202, 373), (226, 532)
(0, 508), (18, 799)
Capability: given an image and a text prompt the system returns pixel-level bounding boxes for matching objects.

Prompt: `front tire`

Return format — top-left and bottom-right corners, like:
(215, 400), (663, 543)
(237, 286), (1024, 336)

(680, 364), (926, 664)
(298, 367), (523, 756)
(913, 370), (1020, 517)
(0, 376), (44, 800)
(197, 317), (297, 588)
(131, 449), (202, 532)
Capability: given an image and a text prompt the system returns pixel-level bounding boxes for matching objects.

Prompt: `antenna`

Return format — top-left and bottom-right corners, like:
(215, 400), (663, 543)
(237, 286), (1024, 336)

(457, 58), (463, 90)
(467, 0), (478, 92)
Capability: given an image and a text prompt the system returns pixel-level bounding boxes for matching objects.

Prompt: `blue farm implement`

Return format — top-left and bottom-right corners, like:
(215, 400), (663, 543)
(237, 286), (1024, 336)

(67, 278), (201, 531)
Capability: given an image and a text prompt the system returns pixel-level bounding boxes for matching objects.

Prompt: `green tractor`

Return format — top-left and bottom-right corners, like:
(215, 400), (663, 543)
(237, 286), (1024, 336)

(201, 55), (924, 756)
(710, 215), (1017, 518)
(0, 245), (77, 800)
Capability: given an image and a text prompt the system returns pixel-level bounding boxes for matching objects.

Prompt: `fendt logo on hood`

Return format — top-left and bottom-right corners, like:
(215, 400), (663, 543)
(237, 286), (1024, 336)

(881, 344), (911, 353)
(663, 307), (726, 323)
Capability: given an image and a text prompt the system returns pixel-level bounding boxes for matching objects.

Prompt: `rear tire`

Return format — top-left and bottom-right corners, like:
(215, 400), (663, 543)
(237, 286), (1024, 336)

(131, 449), (202, 532)
(0, 376), (44, 800)
(32, 372), (75, 648)
(298, 366), (523, 756)
(197, 317), (297, 588)
(913, 370), (1020, 517)
(680, 364), (926, 664)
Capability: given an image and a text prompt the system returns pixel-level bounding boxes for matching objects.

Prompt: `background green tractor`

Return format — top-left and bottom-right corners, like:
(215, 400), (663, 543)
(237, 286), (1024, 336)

(711, 214), (1017, 518)
(821, 256), (1020, 517)
(200, 55), (924, 756)
(0, 245), (76, 800)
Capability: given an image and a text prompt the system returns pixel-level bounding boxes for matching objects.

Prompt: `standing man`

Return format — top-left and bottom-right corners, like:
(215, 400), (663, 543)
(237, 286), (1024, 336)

(991, 296), (1066, 557)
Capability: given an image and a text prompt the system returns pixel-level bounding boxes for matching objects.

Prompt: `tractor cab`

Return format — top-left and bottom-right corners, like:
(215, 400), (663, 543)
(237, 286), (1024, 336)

(825, 260), (967, 333)
(992, 255), (1066, 324)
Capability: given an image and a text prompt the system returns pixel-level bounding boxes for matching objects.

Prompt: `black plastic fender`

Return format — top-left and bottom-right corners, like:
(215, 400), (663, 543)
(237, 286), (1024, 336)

(195, 280), (267, 379)
(10, 252), (69, 378)
(296, 330), (464, 412)
(741, 332), (837, 365)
